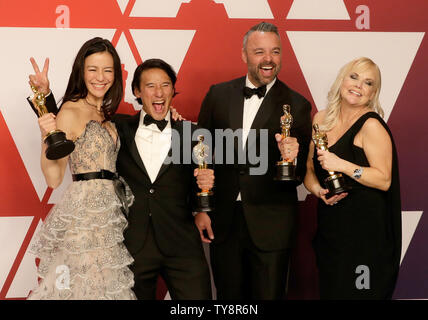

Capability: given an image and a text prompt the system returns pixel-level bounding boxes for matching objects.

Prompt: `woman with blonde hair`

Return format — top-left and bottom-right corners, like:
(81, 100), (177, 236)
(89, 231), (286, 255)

(304, 57), (401, 299)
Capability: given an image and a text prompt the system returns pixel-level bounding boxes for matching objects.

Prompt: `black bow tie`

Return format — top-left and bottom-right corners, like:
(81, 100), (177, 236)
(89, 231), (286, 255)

(143, 114), (168, 131)
(243, 85), (266, 99)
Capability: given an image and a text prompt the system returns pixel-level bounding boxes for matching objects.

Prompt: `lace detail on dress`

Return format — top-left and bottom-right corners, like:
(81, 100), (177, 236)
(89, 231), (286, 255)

(28, 120), (136, 300)
(70, 120), (119, 174)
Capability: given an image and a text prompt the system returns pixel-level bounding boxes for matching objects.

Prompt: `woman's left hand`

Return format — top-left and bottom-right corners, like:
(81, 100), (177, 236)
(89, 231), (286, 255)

(170, 106), (186, 121)
(317, 149), (345, 172)
(318, 188), (348, 206)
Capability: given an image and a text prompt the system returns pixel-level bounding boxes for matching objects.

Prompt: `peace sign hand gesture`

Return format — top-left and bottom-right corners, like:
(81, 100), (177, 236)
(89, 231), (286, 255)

(29, 57), (50, 95)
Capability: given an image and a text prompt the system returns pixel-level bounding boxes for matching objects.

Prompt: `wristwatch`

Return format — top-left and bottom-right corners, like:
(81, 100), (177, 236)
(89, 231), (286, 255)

(352, 167), (363, 179)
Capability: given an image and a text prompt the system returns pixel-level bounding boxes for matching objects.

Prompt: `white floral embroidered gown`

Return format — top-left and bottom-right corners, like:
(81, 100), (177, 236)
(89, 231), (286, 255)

(27, 120), (136, 300)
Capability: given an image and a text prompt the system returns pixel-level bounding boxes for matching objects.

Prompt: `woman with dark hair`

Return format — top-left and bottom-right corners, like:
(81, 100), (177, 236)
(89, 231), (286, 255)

(27, 37), (136, 299)
(304, 57), (401, 299)
(60, 37), (123, 119)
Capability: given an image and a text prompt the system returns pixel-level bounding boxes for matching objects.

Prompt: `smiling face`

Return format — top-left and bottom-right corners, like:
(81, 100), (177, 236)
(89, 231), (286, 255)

(83, 51), (114, 104)
(340, 66), (378, 108)
(134, 68), (174, 120)
(242, 31), (282, 87)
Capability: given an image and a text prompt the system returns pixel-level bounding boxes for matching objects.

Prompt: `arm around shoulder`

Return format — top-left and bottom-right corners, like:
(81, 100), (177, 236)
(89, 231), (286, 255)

(45, 92), (58, 114)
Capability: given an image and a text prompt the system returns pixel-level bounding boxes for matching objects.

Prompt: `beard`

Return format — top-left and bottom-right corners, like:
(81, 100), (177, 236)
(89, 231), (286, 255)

(248, 61), (281, 87)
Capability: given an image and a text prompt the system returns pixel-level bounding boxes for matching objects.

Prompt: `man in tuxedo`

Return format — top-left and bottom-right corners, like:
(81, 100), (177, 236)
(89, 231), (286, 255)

(195, 22), (312, 299)
(114, 59), (213, 299)
(27, 58), (214, 300)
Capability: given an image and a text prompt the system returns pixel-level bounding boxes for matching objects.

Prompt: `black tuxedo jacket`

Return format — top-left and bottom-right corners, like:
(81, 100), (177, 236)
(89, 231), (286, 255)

(198, 77), (312, 251)
(40, 94), (204, 258)
(113, 113), (204, 258)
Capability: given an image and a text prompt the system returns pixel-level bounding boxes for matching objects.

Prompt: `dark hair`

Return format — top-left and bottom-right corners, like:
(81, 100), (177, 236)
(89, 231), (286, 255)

(61, 37), (123, 121)
(243, 22), (280, 49)
(131, 58), (177, 105)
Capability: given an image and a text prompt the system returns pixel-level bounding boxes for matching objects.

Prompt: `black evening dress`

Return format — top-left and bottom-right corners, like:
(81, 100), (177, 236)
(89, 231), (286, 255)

(313, 112), (402, 300)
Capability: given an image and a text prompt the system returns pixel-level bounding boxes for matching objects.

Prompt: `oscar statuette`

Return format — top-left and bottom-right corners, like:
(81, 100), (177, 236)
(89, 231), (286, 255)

(312, 124), (350, 198)
(30, 85), (75, 160)
(274, 104), (296, 181)
(193, 135), (214, 212)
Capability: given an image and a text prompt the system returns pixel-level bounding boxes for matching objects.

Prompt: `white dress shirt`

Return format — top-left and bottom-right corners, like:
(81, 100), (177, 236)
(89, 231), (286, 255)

(237, 76), (276, 201)
(135, 110), (172, 183)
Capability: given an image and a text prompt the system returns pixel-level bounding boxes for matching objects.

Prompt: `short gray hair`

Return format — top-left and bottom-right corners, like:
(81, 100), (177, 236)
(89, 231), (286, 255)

(243, 22), (280, 49)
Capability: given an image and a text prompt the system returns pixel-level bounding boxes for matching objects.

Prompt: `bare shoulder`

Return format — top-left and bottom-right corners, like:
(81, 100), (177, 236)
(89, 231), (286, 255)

(57, 101), (80, 119)
(361, 117), (388, 135)
(361, 117), (391, 144)
(312, 109), (326, 124)
(56, 101), (82, 139)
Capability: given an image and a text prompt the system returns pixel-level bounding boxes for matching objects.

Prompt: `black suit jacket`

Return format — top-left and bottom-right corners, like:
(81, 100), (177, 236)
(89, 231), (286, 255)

(39, 94), (204, 258)
(114, 113), (204, 258)
(198, 77), (312, 251)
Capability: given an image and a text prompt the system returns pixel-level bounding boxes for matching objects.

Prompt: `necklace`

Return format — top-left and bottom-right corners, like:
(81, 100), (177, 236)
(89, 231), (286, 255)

(85, 98), (102, 113)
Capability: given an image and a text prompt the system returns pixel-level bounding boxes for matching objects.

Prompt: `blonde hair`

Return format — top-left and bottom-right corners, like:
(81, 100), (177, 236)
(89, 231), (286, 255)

(321, 57), (384, 131)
